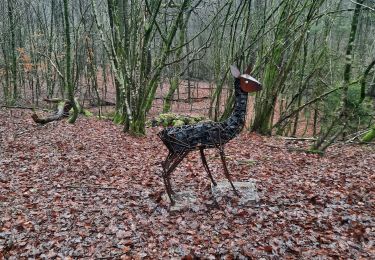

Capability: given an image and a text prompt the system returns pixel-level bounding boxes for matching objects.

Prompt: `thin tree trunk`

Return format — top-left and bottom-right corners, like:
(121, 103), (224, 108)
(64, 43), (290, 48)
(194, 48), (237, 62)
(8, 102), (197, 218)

(7, 0), (18, 103)
(63, 0), (79, 123)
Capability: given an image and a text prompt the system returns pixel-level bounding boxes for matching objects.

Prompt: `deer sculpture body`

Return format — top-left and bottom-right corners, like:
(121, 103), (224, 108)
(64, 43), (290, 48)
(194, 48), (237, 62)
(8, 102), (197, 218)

(158, 65), (262, 205)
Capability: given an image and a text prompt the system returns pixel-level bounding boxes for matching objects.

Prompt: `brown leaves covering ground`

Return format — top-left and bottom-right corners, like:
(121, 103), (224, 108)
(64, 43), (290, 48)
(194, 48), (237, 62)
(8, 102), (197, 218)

(0, 108), (374, 259)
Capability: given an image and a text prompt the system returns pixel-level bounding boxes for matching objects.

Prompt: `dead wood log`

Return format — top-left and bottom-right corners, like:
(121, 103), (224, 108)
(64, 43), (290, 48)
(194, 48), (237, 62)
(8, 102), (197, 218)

(43, 98), (70, 103)
(32, 100), (73, 124)
(89, 99), (115, 107)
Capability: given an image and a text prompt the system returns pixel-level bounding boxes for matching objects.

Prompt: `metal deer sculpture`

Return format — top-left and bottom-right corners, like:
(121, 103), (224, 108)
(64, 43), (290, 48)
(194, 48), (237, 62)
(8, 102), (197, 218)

(158, 65), (262, 205)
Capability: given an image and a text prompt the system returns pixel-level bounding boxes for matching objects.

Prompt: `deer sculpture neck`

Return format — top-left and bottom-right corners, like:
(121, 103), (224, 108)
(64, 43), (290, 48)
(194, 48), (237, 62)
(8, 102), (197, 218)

(223, 78), (249, 137)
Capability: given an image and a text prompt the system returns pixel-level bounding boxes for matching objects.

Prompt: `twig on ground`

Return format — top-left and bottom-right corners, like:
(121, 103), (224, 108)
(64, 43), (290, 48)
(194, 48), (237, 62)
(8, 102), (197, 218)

(280, 137), (317, 141)
(264, 144), (285, 149)
(14, 129), (35, 138)
(54, 185), (120, 190)
(345, 130), (370, 143)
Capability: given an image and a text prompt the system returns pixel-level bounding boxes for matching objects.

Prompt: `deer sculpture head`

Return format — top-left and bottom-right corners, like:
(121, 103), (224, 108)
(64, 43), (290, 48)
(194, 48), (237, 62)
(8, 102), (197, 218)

(230, 65), (262, 93)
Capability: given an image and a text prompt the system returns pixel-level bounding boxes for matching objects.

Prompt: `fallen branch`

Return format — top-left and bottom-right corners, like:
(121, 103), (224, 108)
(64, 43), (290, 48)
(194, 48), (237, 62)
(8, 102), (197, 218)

(44, 98), (70, 103)
(32, 100), (73, 124)
(280, 137), (317, 141)
(288, 147), (324, 155)
(14, 129), (37, 138)
(344, 129), (370, 143)
(264, 144), (324, 154)
(264, 144), (285, 149)
(89, 99), (116, 107)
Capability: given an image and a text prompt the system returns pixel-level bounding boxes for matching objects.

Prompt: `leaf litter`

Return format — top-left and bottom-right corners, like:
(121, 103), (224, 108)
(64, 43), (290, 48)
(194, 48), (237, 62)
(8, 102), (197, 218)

(0, 108), (374, 259)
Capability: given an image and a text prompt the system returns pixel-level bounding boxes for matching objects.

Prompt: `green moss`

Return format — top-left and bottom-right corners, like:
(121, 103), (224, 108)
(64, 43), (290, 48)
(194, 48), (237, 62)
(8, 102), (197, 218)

(158, 113), (176, 126)
(362, 126), (375, 142)
(306, 149), (325, 155)
(191, 115), (205, 124)
(81, 109), (93, 117)
(173, 119), (185, 127)
(148, 113), (206, 127)
(237, 159), (257, 166)
(97, 115), (111, 120)
(113, 113), (124, 124)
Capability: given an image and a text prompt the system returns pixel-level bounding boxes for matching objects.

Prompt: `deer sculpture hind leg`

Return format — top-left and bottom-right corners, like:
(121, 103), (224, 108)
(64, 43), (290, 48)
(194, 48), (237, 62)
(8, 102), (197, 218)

(161, 149), (189, 205)
(161, 152), (174, 199)
(199, 147), (217, 186)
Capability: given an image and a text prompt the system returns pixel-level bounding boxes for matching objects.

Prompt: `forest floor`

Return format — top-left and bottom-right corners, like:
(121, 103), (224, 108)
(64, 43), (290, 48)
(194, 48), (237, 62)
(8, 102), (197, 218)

(0, 108), (374, 259)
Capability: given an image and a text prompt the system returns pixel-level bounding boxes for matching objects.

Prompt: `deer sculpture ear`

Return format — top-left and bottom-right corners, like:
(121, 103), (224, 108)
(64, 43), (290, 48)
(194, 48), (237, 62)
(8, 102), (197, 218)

(245, 65), (252, 75)
(230, 65), (241, 78)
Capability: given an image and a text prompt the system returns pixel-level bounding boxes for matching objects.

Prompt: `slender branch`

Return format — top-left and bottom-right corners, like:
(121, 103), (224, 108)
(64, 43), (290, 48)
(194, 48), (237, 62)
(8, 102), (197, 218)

(350, 0), (375, 11)
(168, 1), (229, 53)
(36, 51), (64, 79)
(164, 29), (213, 67)
(274, 86), (344, 128)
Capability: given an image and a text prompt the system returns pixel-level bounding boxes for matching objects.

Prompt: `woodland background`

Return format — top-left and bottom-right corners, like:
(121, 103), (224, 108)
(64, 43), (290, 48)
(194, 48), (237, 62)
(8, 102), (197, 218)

(0, 0), (374, 149)
(0, 0), (374, 258)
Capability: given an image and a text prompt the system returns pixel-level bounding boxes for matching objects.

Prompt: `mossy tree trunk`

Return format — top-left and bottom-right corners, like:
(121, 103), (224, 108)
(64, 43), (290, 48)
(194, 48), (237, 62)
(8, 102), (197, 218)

(1, 45), (11, 105)
(63, 0), (79, 123)
(92, 0), (193, 135)
(252, 0), (324, 135)
(312, 0), (364, 151)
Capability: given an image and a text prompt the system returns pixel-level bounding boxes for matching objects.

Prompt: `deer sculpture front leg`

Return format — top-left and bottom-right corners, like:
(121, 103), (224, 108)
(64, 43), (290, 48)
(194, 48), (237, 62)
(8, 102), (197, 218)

(218, 146), (239, 196)
(199, 147), (217, 186)
(211, 127), (239, 197)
